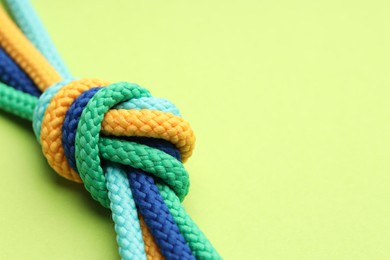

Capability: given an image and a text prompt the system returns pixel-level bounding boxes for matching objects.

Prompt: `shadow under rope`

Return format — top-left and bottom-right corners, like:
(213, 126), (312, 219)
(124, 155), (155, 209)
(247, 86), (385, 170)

(0, 109), (111, 219)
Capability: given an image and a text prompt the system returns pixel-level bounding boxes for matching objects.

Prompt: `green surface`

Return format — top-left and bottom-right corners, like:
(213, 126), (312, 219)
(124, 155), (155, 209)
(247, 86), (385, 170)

(1, 0), (390, 259)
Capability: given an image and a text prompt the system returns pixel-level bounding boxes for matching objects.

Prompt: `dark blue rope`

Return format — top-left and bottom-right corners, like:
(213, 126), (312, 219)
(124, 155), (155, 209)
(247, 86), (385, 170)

(129, 170), (194, 260)
(62, 88), (194, 259)
(127, 138), (194, 260)
(0, 47), (41, 96)
(62, 87), (102, 170)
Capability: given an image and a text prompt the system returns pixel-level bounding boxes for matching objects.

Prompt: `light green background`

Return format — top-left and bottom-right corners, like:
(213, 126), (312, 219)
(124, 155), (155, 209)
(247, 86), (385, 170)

(1, 0), (390, 259)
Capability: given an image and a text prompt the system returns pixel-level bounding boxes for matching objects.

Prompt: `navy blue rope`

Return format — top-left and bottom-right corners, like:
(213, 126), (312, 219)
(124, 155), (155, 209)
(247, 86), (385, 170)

(62, 88), (194, 259)
(62, 87), (102, 170)
(126, 138), (194, 260)
(129, 171), (194, 260)
(0, 47), (41, 96)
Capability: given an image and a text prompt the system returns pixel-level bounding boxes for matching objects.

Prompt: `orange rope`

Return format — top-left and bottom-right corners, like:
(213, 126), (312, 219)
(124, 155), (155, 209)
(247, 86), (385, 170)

(140, 216), (164, 260)
(102, 109), (195, 162)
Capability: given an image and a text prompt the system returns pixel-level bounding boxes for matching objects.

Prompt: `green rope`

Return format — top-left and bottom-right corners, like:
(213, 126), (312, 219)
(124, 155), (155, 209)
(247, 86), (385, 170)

(158, 185), (221, 259)
(0, 82), (37, 121)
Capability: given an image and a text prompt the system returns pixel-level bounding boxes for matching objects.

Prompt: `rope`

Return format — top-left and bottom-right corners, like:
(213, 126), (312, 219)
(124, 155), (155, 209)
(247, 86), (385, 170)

(0, 81), (37, 120)
(32, 78), (75, 142)
(0, 0), (221, 259)
(129, 170), (195, 260)
(105, 162), (147, 260)
(0, 47), (40, 96)
(140, 216), (164, 260)
(63, 87), (102, 170)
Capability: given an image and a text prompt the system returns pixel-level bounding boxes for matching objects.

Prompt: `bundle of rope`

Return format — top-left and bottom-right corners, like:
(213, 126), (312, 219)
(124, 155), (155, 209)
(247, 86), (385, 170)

(0, 0), (220, 259)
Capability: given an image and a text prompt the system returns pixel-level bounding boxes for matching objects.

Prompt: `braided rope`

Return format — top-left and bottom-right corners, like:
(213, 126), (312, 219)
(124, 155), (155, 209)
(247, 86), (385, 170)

(105, 162), (147, 260)
(129, 170), (195, 260)
(0, 47), (40, 96)
(63, 87), (102, 170)
(0, 1), (221, 259)
(140, 216), (164, 260)
(32, 78), (75, 142)
(0, 81), (37, 120)
(101, 109), (195, 162)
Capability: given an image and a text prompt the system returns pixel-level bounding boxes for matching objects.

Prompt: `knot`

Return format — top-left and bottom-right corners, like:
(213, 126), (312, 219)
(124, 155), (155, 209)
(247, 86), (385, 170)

(32, 78), (195, 208)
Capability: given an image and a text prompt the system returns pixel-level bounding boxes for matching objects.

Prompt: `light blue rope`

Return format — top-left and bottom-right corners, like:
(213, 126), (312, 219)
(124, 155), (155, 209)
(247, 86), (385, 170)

(116, 97), (181, 116)
(5, 0), (72, 79)
(105, 163), (147, 260)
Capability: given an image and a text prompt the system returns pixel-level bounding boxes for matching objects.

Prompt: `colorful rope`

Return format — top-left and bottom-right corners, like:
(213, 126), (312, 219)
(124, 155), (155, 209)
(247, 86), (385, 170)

(0, 0), (221, 259)
(4, 0), (72, 79)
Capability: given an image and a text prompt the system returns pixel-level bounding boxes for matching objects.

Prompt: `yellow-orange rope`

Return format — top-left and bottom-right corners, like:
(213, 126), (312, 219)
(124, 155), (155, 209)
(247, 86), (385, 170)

(140, 216), (164, 260)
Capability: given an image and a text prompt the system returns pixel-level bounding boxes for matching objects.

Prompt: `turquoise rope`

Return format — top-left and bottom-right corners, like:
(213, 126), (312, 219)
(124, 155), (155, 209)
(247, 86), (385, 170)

(4, 0), (72, 79)
(116, 97), (181, 116)
(105, 162), (147, 260)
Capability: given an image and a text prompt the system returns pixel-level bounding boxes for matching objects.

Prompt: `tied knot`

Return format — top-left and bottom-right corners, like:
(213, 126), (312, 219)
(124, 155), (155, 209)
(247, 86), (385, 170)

(32, 78), (195, 208)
